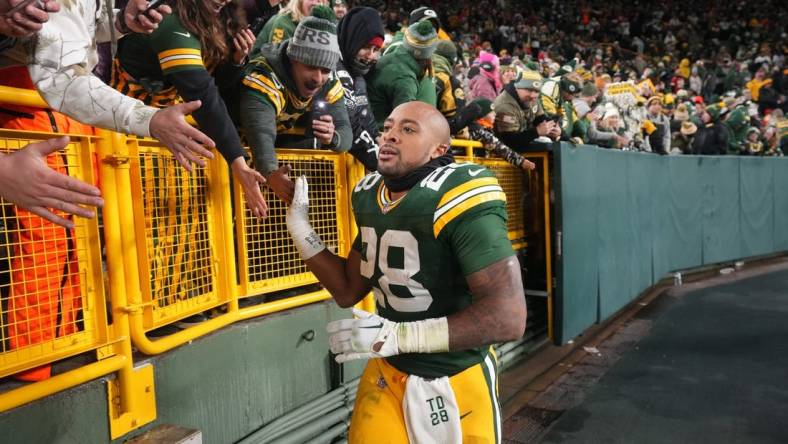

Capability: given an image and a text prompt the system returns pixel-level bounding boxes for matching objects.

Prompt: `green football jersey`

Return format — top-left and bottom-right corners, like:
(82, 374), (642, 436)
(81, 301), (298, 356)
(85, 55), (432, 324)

(113, 15), (206, 106)
(242, 45), (344, 137)
(351, 162), (515, 378)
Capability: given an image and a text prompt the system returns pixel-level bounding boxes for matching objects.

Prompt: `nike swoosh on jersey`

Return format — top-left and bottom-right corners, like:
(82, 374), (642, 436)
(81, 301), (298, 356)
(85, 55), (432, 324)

(173, 31), (191, 38)
(468, 168), (484, 176)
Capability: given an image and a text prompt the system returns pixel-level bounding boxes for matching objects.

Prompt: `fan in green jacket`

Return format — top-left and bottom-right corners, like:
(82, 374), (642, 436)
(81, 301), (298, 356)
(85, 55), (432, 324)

(368, 21), (438, 128)
(240, 7), (351, 203)
(723, 106), (750, 154)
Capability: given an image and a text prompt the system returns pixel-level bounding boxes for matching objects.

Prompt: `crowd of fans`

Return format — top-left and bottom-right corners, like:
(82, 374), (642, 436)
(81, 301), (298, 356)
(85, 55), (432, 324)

(372, 0), (787, 155)
(0, 0), (786, 381)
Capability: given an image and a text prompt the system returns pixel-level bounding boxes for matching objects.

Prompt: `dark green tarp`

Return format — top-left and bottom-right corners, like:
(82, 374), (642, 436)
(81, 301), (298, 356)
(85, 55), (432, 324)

(555, 144), (788, 343)
(555, 145), (600, 341)
(739, 157), (774, 257)
(699, 156), (742, 264)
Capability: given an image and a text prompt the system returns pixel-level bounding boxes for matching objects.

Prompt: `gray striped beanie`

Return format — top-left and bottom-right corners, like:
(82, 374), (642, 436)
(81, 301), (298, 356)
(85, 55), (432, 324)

(286, 6), (341, 70)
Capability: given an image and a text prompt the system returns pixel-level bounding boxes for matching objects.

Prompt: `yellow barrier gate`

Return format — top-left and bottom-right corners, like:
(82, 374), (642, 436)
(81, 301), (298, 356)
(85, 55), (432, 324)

(237, 150), (352, 297)
(0, 130), (108, 379)
(129, 138), (228, 330)
(476, 158), (527, 248)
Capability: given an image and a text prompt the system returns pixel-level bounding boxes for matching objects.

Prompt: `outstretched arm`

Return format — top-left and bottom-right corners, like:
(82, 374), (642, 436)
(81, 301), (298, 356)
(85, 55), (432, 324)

(0, 137), (104, 228)
(304, 249), (372, 308)
(287, 177), (371, 307)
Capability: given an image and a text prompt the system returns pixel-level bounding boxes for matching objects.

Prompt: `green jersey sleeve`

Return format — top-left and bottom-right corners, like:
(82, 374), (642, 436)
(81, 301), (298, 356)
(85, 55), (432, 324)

(148, 15), (204, 76)
(433, 165), (513, 274)
(446, 207), (513, 275)
(241, 58), (286, 115)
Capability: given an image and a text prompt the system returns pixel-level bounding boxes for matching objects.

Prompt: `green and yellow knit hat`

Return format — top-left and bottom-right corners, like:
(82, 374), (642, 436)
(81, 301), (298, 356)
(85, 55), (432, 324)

(286, 6), (341, 70)
(404, 21), (438, 60)
(513, 70), (543, 91)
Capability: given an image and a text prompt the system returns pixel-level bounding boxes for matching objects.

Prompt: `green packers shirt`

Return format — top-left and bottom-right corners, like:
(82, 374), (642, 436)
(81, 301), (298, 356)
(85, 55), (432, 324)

(113, 14), (246, 163)
(351, 162), (515, 378)
(242, 55), (344, 137)
(115, 14), (206, 104)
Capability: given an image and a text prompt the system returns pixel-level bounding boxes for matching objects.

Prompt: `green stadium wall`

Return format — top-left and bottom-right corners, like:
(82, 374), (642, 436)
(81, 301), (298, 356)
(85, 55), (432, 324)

(554, 144), (788, 343)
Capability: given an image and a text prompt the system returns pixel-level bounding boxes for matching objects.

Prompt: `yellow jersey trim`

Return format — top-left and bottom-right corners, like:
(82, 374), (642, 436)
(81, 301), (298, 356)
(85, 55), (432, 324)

(438, 177), (499, 208)
(433, 191), (506, 237)
(325, 81), (345, 104)
(242, 74), (285, 114)
(158, 48), (201, 58)
(160, 58), (203, 70)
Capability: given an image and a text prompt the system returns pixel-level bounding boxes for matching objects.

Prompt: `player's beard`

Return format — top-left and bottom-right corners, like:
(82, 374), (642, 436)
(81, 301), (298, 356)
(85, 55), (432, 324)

(381, 153), (455, 192)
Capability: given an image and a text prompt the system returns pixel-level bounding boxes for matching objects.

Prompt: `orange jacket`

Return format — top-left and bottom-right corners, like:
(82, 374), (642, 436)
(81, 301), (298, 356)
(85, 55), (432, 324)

(0, 66), (95, 381)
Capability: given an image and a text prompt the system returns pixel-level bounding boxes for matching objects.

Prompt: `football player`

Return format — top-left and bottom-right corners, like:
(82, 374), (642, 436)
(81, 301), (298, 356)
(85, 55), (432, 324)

(286, 101), (526, 443)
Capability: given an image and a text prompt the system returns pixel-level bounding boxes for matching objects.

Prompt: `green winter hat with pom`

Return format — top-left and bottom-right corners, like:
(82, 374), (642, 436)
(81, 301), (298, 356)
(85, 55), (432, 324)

(404, 20), (438, 60)
(724, 106), (748, 131)
(286, 5), (341, 70)
(706, 104), (722, 122)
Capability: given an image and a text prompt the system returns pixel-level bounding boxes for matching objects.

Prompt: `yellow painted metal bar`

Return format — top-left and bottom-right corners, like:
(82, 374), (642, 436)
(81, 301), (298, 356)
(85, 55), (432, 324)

(342, 156), (376, 314)
(0, 85), (47, 108)
(333, 154), (352, 257)
(523, 152), (553, 340)
(75, 136), (110, 344)
(234, 179), (252, 296)
(540, 154), (554, 340)
(109, 130), (191, 355)
(450, 139), (483, 148)
(450, 138), (481, 159)
(0, 355), (127, 412)
(126, 289), (333, 354)
(125, 277), (327, 348)
(237, 289), (333, 320)
(210, 155), (239, 312)
(96, 129), (138, 414)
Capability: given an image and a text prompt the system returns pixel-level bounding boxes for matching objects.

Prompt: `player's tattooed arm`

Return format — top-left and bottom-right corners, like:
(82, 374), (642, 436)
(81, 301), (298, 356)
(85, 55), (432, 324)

(447, 256), (527, 351)
(305, 249), (373, 308)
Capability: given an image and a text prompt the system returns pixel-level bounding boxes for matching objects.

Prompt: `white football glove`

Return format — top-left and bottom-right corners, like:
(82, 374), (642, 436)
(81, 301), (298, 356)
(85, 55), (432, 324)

(286, 176), (325, 260)
(327, 308), (400, 363)
(327, 308), (451, 363)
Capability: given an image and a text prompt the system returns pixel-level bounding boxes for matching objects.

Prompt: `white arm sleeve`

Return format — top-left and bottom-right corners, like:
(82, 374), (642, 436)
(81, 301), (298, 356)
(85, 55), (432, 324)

(27, 1), (156, 137)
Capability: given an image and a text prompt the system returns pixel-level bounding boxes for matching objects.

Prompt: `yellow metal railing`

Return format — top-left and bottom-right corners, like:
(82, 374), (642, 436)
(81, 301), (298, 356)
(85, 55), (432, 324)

(236, 150), (352, 297)
(454, 141), (528, 247)
(0, 130), (109, 378)
(129, 138), (228, 330)
(0, 85), (536, 438)
(0, 127), (156, 439)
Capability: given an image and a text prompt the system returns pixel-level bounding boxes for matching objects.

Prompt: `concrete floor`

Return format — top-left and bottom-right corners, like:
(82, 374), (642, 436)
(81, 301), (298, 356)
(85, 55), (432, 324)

(502, 261), (788, 443)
